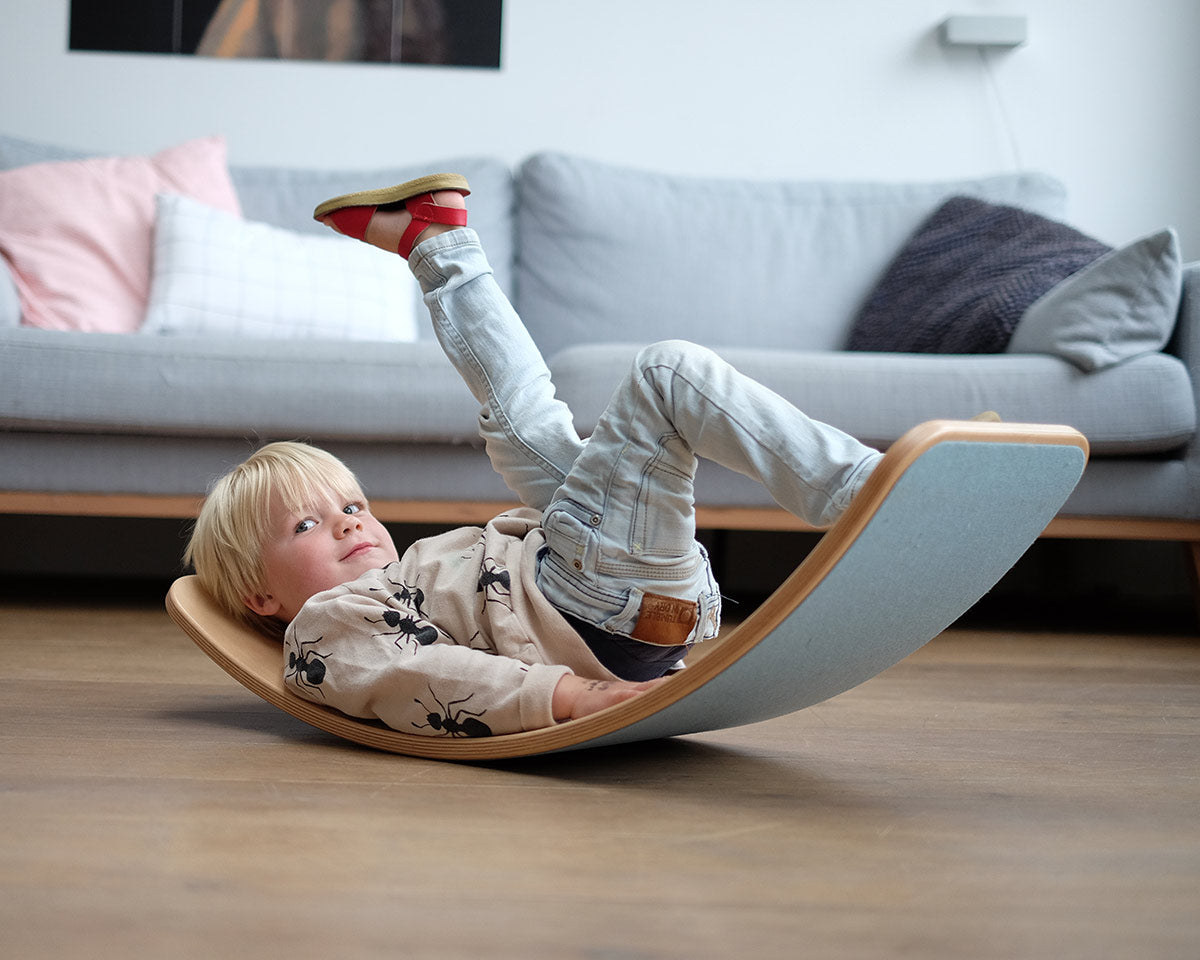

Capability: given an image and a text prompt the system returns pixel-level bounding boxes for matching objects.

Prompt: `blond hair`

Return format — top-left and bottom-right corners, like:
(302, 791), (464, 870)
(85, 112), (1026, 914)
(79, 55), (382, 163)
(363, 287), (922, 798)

(185, 441), (364, 635)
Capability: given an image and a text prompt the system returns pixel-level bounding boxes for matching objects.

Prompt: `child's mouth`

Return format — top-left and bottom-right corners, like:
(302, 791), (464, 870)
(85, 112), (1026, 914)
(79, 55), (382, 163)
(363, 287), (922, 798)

(341, 542), (375, 562)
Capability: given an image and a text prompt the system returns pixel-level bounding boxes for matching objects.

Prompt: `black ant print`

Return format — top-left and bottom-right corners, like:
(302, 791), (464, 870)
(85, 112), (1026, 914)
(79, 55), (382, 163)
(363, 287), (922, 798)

(461, 630), (493, 652)
(285, 636), (329, 697)
(366, 609), (443, 648)
(477, 557), (513, 613)
(412, 687), (492, 738)
(393, 582), (427, 618)
(370, 575), (428, 618)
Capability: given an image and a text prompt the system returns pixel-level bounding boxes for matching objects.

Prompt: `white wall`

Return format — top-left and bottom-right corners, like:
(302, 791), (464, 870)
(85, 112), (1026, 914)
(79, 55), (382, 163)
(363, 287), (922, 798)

(2, 0), (1197, 254)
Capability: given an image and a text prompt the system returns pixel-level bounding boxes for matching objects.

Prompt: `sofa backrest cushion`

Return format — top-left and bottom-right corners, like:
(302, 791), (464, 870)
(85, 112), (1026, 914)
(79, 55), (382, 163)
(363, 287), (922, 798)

(0, 133), (516, 339)
(514, 152), (1068, 358)
(0, 254), (19, 329)
(847, 196), (1112, 354)
(229, 155), (516, 322)
(0, 133), (87, 169)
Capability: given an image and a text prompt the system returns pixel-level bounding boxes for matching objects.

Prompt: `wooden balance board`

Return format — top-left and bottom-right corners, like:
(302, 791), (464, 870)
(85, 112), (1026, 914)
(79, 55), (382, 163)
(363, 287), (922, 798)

(166, 420), (1089, 761)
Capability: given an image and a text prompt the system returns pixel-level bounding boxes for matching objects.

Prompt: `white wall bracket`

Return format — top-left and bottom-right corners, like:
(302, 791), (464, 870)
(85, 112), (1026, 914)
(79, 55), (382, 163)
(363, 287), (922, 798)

(940, 15), (1028, 48)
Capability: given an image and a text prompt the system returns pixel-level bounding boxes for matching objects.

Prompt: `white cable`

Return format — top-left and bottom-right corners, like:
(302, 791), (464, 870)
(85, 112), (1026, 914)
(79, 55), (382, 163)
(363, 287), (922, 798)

(977, 47), (1024, 172)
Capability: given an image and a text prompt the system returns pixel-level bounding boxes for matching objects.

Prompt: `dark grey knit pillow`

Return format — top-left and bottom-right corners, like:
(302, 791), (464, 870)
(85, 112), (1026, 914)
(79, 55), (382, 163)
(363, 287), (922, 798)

(848, 196), (1111, 354)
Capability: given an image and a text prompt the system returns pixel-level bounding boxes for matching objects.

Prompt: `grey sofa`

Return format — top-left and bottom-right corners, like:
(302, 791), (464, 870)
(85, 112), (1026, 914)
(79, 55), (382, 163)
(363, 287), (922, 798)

(1, 136), (1197, 591)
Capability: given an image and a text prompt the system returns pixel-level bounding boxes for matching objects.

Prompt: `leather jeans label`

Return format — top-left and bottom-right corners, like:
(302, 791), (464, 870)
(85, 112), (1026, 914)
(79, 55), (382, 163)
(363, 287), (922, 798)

(631, 592), (698, 646)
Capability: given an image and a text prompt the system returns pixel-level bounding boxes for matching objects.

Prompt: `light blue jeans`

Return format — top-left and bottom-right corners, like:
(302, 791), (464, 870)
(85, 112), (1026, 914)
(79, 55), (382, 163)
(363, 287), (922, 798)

(408, 230), (882, 672)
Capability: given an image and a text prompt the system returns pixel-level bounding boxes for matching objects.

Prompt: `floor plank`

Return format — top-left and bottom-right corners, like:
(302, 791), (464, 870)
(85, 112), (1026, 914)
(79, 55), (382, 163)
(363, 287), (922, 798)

(1, 594), (1197, 960)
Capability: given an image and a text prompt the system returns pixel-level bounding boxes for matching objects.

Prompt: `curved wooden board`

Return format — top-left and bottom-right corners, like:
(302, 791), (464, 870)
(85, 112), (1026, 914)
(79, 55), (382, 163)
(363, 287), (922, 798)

(165, 420), (1088, 760)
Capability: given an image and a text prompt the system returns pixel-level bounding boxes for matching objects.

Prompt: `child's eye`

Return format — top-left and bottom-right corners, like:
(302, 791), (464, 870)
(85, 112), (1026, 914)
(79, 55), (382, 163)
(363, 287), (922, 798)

(294, 518), (317, 534)
(343, 503), (362, 516)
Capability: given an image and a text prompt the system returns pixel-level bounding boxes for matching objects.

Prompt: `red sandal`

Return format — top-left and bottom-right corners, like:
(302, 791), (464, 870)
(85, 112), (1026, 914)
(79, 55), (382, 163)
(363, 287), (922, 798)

(313, 173), (470, 258)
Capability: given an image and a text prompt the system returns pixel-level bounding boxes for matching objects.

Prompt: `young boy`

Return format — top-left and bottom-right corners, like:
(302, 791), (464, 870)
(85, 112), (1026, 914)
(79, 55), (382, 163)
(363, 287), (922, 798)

(185, 175), (883, 738)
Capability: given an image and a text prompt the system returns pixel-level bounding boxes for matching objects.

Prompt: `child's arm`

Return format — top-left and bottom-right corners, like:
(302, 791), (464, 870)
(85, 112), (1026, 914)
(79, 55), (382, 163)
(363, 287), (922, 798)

(284, 587), (572, 736)
(551, 674), (667, 722)
(285, 571), (667, 735)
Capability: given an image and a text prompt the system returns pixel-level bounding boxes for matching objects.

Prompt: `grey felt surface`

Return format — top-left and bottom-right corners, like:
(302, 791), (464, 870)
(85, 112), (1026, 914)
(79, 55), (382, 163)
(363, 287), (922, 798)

(573, 438), (1087, 751)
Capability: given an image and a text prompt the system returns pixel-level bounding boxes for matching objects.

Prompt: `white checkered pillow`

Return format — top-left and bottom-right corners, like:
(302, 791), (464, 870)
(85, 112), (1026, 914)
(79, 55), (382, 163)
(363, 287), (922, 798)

(143, 193), (418, 341)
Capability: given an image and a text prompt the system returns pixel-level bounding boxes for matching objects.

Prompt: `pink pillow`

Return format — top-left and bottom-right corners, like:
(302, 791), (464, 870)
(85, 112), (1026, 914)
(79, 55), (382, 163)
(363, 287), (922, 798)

(0, 136), (241, 333)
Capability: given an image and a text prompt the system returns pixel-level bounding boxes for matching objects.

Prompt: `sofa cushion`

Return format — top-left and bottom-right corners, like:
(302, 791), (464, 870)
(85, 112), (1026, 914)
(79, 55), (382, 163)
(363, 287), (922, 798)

(847, 197), (1111, 354)
(0, 133), (516, 335)
(1007, 228), (1182, 370)
(0, 328), (482, 443)
(143, 194), (419, 342)
(515, 153), (1068, 358)
(0, 132), (89, 168)
(229, 156), (517, 327)
(0, 433), (515, 504)
(0, 257), (18, 329)
(0, 136), (241, 333)
(548, 343), (1196, 456)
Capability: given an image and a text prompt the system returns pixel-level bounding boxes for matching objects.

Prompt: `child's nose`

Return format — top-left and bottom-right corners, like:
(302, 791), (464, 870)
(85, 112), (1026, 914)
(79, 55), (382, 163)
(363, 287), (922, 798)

(337, 514), (363, 536)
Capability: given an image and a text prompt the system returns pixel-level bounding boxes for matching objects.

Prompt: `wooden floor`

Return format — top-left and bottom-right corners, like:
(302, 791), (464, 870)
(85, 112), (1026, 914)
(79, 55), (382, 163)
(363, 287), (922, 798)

(2, 587), (1197, 960)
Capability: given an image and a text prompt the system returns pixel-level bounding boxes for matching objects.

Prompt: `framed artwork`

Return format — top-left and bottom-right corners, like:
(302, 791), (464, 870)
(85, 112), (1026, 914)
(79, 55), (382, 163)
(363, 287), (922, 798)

(68, 0), (503, 68)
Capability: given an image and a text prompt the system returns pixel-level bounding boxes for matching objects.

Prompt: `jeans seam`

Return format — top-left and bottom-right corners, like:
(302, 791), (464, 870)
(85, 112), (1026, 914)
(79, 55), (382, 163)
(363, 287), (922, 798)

(428, 286), (568, 490)
(631, 430), (691, 557)
(646, 360), (845, 522)
(541, 553), (628, 607)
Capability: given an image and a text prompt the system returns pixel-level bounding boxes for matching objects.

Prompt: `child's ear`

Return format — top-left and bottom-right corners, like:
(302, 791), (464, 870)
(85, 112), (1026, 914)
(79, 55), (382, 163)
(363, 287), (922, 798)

(243, 592), (282, 617)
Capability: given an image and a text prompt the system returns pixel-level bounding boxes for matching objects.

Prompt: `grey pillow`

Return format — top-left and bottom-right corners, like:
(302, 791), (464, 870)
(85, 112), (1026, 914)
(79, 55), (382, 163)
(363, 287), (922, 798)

(0, 132), (89, 170)
(0, 258), (20, 328)
(1007, 228), (1181, 370)
(848, 196), (1111, 354)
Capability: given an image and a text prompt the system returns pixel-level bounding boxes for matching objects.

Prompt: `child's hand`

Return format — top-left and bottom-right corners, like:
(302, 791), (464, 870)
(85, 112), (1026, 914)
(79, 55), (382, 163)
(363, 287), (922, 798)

(551, 673), (668, 722)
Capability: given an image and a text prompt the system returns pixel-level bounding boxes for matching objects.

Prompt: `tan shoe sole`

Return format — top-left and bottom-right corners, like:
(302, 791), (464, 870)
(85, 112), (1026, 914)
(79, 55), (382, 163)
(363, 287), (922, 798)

(313, 173), (471, 221)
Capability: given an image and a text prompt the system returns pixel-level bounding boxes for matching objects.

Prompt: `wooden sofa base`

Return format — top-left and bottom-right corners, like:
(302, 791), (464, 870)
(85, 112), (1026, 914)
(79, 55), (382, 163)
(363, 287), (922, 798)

(2, 491), (1197, 590)
(2, 490), (1198, 538)
(0, 490), (1195, 627)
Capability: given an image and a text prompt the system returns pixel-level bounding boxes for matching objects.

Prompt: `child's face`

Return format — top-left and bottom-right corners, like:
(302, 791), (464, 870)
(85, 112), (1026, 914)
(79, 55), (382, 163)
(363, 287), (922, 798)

(246, 487), (400, 623)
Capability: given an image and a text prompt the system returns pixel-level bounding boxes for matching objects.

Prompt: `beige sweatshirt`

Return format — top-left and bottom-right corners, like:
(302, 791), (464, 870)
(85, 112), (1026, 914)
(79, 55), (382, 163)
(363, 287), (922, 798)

(281, 508), (617, 737)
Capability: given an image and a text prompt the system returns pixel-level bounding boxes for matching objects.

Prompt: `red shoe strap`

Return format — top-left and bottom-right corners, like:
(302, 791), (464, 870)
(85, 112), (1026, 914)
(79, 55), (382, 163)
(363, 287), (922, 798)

(407, 198), (469, 228)
(326, 205), (376, 242)
(398, 192), (469, 257)
(398, 218), (427, 259)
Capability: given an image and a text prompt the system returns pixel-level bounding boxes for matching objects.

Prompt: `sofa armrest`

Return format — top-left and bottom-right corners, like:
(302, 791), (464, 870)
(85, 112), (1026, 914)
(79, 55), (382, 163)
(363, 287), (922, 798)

(1170, 262), (1200, 397)
(1167, 261), (1200, 510)
(0, 258), (19, 328)
(1174, 261), (1200, 360)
